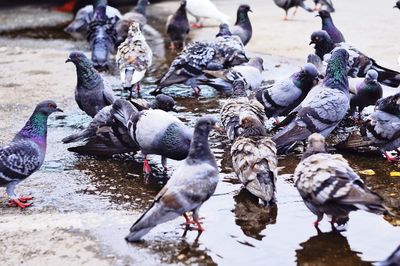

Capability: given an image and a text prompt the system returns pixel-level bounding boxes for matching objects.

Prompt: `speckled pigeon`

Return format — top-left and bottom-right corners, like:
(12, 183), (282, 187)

(230, 5), (252, 46)
(272, 49), (350, 154)
(115, 0), (149, 45)
(0, 101), (62, 208)
(317, 10), (345, 44)
(166, 0), (190, 50)
(310, 30), (400, 88)
(256, 63), (319, 119)
(86, 1), (118, 70)
(294, 133), (389, 226)
(273, 0), (313, 20)
(231, 115), (277, 205)
(125, 117), (220, 242)
(66, 52), (115, 118)
(116, 22), (152, 99)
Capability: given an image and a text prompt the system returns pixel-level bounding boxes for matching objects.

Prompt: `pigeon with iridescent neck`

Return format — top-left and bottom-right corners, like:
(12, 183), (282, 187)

(66, 52), (115, 117)
(0, 101), (62, 208)
(317, 10), (345, 44)
(230, 4), (252, 46)
(256, 63), (319, 119)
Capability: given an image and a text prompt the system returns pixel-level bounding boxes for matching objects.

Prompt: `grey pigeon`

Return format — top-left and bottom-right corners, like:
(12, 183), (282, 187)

(256, 63), (319, 119)
(313, 0), (335, 12)
(294, 133), (389, 226)
(230, 4), (252, 46)
(125, 117), (220, 242)
(231, 114), (278, 205)
(64, 4), (121, 40)
(220, 79), (266, 141)
(0, 101), (62, 208)
(113, 103), (192, 174)
(86, 1), (118, 70)
(378, 245), (400, 266)
(273, 0), (313, 20)
(115, 0), (149, 45)
(394, 1), (400, 9)
(151, 24), (247, 95)
(317, 10), (345, 43)
(310, 30), (400, 88)
(199, 57), (264, 93)
(272, 49), (349, 154)
(349, 69), (383, 118)
(66, 52), (115, 117)
(166, 0), (190, 50)
(116, 22), (152, 99)
(63, 95), (176, 156)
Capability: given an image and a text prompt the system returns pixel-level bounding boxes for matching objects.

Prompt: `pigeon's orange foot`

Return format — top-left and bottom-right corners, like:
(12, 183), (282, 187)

(8, 199), (32, 209)
(55, 0), (77, 13)
(143, 158), (152, 175)
(191, 23), (203, 29)
(18, 196), (33, 203)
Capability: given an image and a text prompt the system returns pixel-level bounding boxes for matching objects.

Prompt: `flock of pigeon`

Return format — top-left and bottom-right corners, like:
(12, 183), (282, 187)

(1, 0), (400, 262)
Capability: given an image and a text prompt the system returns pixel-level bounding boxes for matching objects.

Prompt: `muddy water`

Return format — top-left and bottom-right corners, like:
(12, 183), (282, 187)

(0, 5), (400, 266)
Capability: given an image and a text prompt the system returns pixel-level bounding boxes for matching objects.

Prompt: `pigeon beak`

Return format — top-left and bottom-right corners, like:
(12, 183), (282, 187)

(65, 58), (72, 63)
(212, 124), (224, 132)
(394, 6), (397, 8)
(56, 108), (64, 112)
(171, 107), (179, 113)
(249, 9), (253, 13)
(309, 40), (315, 45)
(315, 14), (320, 17)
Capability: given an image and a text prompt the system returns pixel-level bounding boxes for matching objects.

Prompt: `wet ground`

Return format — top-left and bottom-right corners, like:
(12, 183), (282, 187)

(0, 1), (399, 265)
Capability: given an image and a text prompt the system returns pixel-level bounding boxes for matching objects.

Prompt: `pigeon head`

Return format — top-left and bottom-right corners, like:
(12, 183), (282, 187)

(239, 114), (267, 137)
(216, 23), (232, 37)
(323, 48), (349, 90)
(236, 4), (252, 24)
(135, 0), (150, 15)
(375, 93), (400, 115)
(127, 22), (143, 39)
(317, 10), (332, 19)
(194, 116), (220, 136)
(34, 100), (63, 116)
(180, 0), (187, 7)
(366, 69), (378, 81)
(152, 94), (176, 112)
(247, 57), (264, 72)
(302, 133), (327, 160)
(309, 30), (331, 46)
(293, 63), (319, 89)
(66, 51), (91, 65)
(66, 52), (101, 88)
(309, 30), (335, 60)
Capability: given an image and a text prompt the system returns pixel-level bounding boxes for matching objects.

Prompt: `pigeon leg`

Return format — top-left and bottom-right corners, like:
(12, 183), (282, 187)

(161, 156), (168, 174)
(191, 18), (204, 28)
(314, 3), (322, 11)
(136, 83), (141, 94)
(292, 6), (298, 18)
(313, 212), (324, 226)
(193, 87), (201, 97)
(283, 11), (289, 21)
(192, 208), (205, 231)
(169, 42), (176, 50)
(143, 155), (152, 175)
(183, 213), (195, 225)
(6, 181), (32, 209)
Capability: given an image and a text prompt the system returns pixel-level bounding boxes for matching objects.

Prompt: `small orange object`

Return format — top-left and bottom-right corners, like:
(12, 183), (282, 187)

(55, 0), (78, 13)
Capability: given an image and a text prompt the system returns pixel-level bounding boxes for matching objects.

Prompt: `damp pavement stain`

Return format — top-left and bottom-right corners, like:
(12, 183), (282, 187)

(0, 1), (399, 266)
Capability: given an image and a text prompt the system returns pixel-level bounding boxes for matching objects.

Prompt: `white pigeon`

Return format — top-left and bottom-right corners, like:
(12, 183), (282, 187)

(186, 0), (230, 27)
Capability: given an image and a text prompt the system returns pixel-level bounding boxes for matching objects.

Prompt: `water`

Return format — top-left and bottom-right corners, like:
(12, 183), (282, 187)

(0, 8), (399, 266)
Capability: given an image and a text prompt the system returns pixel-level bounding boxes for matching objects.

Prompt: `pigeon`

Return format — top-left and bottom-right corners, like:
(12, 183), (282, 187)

(116, 22), (153, 99)
(378, 245), (400, 266)
(199, 57), (264, 93)
(317, 10), (345, 44)
(63, 95), (176, 156)
(310, 30), (400, 88)
(113, 104), (192, 174)
(115, 0), (149, 45)
(125, 117), (220, 242)
(273, 0), (313, 20)
(220, 79), (266, 141)
(313, 0), (335, 12)
(294, 133), (390, 226)
(66, 52), (115, 117)
(86, 1), (118, 70)
(231, 114), (278, 205)
(0, 101), (62, 208)
(64, 4), (121, 40)
(166, 0), (190, 50)
(394, 1), (400, 9)
(255, 63), (319, 119)
(230, 4), (252, 46)
(272, 49), (349, 154)
(151, 24), (247, 95)
(186, 0), (230, 28)
(349, 69), (383, 118)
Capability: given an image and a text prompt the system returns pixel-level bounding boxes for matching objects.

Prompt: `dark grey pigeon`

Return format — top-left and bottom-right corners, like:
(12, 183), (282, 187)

(313, 0), (335, 12)
(66, 52), (115, 118)
(272, 49), (350, 154)
(166, 0), (190, 50)
(350, 69), (383, 118)
(378, 245), (400, 266)
(317, 10), (345, 43)
(0, 101), (62, 208)
(273, 0), (313, 20)
(86, 1), (118, 70)
(394, 1), (400, 9)
(294, 133), (389, 226)
(125, 117), (220, 242)
(256, 63), (319, 119)
(113, 102), (192, 175)
(310, 30), (400, 88)
(230, 4), (252, 46)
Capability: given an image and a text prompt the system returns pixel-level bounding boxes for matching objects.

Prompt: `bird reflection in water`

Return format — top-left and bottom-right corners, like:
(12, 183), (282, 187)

(296, 227), (371, 266)
(232, 189), (278, 240)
